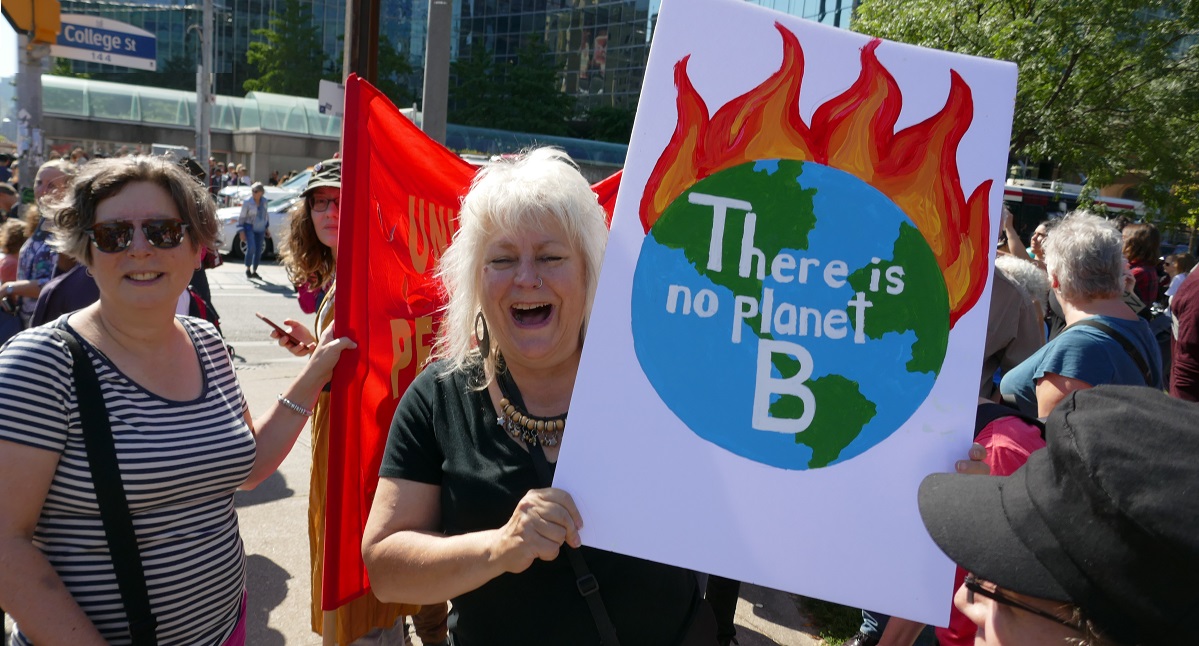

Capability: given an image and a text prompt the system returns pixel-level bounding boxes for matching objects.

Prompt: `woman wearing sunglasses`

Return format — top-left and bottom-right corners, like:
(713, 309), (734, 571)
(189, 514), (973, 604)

(0, 156), (356, 645)
(272, 159), (449, 646)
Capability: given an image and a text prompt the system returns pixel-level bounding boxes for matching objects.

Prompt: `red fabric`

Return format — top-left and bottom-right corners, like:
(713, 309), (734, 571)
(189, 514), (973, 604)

(935, 416), (1046, 646)
(326, 75), (621, 608)
(1129, 261), (1158, 307)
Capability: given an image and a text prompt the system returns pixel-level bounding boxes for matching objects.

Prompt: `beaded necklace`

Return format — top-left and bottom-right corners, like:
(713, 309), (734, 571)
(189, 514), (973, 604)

(495, 358), (567, 447)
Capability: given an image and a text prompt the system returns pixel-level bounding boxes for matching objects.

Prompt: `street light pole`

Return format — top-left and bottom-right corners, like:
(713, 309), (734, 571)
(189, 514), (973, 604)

(422, 0), (451, 145)
(195, 0), (213, 166)
(16, 34), (48, 191)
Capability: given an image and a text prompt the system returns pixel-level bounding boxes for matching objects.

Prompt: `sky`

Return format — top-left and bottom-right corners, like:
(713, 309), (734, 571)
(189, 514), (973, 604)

(2, 22), (17, 77)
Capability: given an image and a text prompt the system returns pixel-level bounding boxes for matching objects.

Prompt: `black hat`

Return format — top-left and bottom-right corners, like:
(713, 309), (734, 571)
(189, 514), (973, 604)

(304, 158), (341, 196)
(919, 386), (1199, 644)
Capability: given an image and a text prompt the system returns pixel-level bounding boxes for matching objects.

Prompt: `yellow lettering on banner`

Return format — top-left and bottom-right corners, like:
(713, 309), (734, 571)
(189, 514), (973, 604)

(406, 196), (457, 275)
(408, 196), (430, 274)
(390, 316), (435, 398)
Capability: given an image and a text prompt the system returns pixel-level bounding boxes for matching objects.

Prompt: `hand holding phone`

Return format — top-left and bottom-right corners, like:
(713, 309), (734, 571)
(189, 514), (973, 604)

(256, 312), (303, 346)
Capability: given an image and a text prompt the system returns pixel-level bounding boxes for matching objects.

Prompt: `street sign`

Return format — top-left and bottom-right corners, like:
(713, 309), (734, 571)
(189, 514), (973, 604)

(318, 79), (345, 117)
(51, 14), (157, 71)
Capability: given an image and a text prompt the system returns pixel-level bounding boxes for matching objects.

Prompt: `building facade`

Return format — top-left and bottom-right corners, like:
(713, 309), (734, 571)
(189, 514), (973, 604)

(56, 0), (857, 108)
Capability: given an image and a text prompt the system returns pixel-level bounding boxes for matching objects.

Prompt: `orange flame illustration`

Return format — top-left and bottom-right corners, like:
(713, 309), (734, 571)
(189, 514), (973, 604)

(640, 24), (991, 326)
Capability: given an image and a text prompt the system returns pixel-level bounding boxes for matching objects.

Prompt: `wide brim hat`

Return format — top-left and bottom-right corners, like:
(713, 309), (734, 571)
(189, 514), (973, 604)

(918, 385), (1199, 644)
(303, 158), (341, 196)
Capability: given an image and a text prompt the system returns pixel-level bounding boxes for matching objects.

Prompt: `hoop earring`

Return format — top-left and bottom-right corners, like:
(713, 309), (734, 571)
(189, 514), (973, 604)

(475, 311), (491, 359)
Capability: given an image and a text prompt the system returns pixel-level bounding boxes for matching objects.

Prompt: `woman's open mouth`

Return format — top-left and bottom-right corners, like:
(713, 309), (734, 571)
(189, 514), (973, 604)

(511, 302), (553, 327)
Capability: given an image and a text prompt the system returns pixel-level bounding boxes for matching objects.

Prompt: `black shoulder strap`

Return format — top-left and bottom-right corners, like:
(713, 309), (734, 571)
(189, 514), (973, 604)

(527, 445), (622, 646)
(1065, 319), (1153, 386)
(52, 329), (158, 645)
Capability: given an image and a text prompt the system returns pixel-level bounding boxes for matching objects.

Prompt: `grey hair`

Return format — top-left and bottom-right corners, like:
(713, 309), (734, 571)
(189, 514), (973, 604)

(995, 255), (1049, 311)
(1044, 211), (1124, 303)
(431, 147), (609, 385)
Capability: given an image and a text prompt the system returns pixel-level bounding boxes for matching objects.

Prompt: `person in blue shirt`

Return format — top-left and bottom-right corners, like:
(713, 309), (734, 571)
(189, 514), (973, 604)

(1000, 212), (1162, 418)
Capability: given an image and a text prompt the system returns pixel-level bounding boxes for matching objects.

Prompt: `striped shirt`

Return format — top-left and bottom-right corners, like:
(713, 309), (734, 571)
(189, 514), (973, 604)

(0, 317), (254, 645)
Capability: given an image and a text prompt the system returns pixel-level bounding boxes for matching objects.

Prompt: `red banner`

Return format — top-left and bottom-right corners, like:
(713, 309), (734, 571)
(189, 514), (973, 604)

(328, 75), (621, 608)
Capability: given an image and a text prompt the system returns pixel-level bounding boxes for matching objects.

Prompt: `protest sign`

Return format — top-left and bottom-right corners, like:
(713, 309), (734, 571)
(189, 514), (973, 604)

(555, 0), (1017, 624)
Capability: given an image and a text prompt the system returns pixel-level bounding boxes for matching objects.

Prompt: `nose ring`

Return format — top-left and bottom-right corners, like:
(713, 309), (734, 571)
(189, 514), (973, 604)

(535, 277), (543, 289)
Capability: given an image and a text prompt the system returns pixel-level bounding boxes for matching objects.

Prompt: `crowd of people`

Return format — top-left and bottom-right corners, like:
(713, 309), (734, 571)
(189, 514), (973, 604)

(0, 146), (1196, 646)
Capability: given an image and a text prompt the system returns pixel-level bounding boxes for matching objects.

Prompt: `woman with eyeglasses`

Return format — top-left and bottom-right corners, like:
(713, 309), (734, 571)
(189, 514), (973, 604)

(0, 159), (78, 325)
(919, 386), (1198, 646)
(0, 156), (356, 645)
(273, 160), (449, 646)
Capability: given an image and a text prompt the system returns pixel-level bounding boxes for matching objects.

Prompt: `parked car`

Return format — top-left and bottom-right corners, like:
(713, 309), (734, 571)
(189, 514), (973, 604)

(216, 194), (302, 259)
(216, 169), (312, 207)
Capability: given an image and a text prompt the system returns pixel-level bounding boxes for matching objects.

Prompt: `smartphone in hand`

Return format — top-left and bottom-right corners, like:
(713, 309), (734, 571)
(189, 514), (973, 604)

(256, 312), (303, 346)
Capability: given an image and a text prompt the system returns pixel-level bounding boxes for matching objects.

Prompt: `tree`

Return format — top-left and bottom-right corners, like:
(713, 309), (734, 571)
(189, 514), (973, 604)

(571, 105), (637, 144)
(242, 0), (332, 97)
(377, 36), (416, 109)
(852, 0), (1199, 218)
(449, 40), (576, 136)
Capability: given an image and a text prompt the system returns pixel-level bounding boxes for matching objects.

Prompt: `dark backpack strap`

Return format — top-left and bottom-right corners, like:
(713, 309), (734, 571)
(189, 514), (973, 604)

(975, 402), (1045, 441)
(52, 329), (158, 645)
(527, 445), (622, 646)
(1065, 319), (1153, 386)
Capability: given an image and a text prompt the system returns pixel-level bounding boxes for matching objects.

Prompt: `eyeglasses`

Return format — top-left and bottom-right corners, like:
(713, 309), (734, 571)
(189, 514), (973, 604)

(311, 196), (339, 212)
(963, 574), (1081, 631)
(87, 219), (190, 253)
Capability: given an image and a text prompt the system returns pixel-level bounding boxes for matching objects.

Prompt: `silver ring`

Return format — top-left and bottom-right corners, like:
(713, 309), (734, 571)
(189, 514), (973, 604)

(535, 277), (543, 289)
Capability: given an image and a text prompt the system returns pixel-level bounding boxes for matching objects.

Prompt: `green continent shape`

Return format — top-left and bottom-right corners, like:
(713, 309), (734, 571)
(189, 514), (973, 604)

(847, 222), (949, 375)
(651, 160), (816, 333)
(653, 161), (875, 465)
(769, 374), (877, 468)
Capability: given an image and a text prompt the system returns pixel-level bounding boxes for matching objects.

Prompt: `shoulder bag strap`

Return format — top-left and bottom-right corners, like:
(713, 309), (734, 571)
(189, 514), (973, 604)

(1065, 319), (1153, 386)
(527, 441), (622, 646)
(52, 329), (158, 645)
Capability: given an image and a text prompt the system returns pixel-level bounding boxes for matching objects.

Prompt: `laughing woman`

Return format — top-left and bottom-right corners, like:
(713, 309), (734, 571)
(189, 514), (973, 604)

(0, 156), (355, 645)
(361, 148), (717, 645)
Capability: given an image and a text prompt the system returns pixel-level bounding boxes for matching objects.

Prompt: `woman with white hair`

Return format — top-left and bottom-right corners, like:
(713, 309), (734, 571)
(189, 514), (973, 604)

(0, 159), (78, 324)
(999, 212), (1162, 417)
(361, 148), (717, 644)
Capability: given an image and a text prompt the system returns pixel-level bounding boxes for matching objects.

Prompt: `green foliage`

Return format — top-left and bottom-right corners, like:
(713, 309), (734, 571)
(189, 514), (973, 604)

(568, 105), (637, 144)
(798, 596), (863, 645)
(449, 40), (576, 136)
(853, 0), (1199, 221)
(50, 58), (87, 78)
(243, 0), (333, 97)
(377, 36), (416, 109)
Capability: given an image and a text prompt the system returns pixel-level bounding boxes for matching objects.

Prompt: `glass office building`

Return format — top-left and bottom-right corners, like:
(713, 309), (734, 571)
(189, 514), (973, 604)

(56, 0), (857, 109)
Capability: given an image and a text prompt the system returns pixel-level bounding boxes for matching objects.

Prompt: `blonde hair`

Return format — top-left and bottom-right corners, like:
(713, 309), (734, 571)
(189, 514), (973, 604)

(432, 147), (608, 385)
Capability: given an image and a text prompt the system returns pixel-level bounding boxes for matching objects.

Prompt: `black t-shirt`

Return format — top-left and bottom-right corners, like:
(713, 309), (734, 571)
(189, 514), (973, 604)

(380, 360), (700, 646)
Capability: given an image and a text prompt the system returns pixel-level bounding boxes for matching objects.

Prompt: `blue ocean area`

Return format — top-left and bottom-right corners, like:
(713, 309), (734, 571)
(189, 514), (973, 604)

(632, 160), (942, 469)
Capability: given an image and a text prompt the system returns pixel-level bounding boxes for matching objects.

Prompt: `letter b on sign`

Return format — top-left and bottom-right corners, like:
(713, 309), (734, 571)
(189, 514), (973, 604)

(752, 339), (815, 434)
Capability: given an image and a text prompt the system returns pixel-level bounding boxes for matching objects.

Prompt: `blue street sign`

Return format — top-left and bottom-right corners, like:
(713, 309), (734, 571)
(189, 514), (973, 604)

(52, 15), (158, 71)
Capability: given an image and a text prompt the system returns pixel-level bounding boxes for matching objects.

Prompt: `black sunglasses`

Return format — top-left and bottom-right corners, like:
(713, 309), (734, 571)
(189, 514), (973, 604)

(87, 219), (190, 253)
(964, 574), (1081, 631)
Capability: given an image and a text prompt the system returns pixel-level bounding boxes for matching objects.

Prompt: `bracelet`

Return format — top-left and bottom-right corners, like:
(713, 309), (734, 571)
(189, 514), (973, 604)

(277, 394), (314, 417)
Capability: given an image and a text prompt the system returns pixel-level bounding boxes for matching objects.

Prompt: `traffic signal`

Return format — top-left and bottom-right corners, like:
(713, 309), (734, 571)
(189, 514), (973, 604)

(2, 0), (62, 45)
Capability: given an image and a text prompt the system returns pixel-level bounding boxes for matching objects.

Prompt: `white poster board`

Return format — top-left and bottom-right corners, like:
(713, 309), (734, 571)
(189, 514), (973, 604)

(555, 0), (1016, 626)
